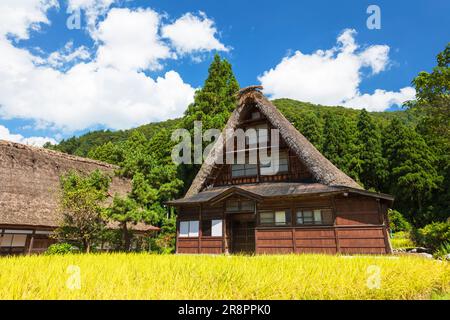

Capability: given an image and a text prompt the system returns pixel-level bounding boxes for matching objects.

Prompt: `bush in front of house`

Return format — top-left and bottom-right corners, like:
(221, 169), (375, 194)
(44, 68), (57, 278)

(45, 243), (78, 255)
(433, 242), (450, 259)
(412, 221), (450, 252)
(388, 209), (412, 233)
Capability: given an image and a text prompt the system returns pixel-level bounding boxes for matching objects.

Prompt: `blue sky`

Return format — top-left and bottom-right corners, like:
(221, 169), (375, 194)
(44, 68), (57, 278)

(0, 0), (448, 145)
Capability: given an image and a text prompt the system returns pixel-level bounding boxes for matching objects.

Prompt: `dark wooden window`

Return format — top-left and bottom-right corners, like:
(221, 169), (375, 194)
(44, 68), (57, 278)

(231, 163), (257, 177)
(259, 210), (291, 226)
(201, 219), (223, 237)
(226, 199), (255, 212)
(296, 209), (333, 225)
(201, 220), (212, 237)
(251, 111), (261, 120)
(260, 150), (289, 175)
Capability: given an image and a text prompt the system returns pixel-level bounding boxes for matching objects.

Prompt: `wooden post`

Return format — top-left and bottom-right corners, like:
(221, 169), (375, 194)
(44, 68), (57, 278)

(198, 204), (202, 254)
(27, 230), (35, 255)
(291, 200), (296, 253)
(331, 196), (341, 254)
(223, 204), (229, 254)
(378, 199), (393, 254)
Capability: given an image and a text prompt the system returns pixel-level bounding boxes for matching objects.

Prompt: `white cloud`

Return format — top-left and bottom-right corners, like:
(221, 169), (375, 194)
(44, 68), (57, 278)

(162, 12), (228, 55)
(0, 3), (196, 133)
(0, 0), (58, 40)
(343, 87), (416, 110)
(95, 8), (172, 71)
(68, 0), (115, 33)
(259, 29), (415, 111)
(46, 41), (91, 68)
(0, 125), (56, 146)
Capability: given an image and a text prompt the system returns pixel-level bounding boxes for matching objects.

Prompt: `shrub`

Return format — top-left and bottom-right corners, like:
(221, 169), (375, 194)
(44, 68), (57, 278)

(388, 209), (412, 232)
(45, 243), (77, 255)
(434, 242), (450, 259)
(413, 221), (450, 251)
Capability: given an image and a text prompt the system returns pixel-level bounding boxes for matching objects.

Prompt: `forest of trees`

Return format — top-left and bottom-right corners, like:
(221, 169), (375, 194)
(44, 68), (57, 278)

(46, 45), (450, 251)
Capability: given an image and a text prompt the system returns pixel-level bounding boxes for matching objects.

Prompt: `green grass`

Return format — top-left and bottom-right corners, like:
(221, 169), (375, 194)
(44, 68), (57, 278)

(391, 238), (415, 249)
(391, 232), (415, 250)
(0, 254), (448, 300)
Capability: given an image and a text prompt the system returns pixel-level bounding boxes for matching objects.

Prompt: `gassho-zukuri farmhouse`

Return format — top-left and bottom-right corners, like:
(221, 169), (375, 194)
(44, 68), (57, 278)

(1, 86), (394, 256)
(0, 140), (159, 255)
(168, 86), (394, 255)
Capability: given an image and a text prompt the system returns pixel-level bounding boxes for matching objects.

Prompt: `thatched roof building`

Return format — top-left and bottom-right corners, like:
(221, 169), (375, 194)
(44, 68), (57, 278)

(169, 86), (393, 255)
(0, 140), (157, 255)
(184, 86), (363, 198)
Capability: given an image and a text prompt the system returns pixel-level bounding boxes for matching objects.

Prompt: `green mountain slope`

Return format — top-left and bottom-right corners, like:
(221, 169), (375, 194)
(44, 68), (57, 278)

(47, 99), (417, 158)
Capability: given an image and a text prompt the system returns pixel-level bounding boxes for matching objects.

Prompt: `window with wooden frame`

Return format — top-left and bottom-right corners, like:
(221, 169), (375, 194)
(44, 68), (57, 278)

(179, 220), (199, 237)
(296, 209), (333, 225)
(201, 219), (223, 237)
(259, 209), (291, 226)
(231, 163), (257, 177)
(260, 150), (289, 176)
(0, 234), (27, 247)
(225, 199), (255, 212)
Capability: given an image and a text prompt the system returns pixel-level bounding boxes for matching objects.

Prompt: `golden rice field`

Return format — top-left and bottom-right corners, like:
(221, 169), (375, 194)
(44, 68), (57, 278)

(0, 253), (449, 300)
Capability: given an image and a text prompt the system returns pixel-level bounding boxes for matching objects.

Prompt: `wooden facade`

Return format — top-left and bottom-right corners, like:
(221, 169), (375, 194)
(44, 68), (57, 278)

(170, 86), (393, 255)
(174, 193), (392, 255)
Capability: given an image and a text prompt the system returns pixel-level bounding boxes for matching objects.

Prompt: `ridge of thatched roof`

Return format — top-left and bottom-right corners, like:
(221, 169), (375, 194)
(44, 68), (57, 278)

(185, 86), (362, 197)
(0, 139), (119, 169)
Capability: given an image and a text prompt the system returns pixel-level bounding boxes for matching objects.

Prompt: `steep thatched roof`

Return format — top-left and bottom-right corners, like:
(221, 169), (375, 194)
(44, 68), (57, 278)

(0, 140), (158, 232)
(185, 86), (362, 198)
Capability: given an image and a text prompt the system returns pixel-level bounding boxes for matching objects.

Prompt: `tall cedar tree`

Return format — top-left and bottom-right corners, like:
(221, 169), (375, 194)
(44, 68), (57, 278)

(322, 113), (359, 181)
(297, 112), (323, 151)
(183, 54), (240, 132)
(180, 54), (240, 189)
(411, 44), (450, 224)
(383, 118), (442, 226)
(355, 109), (387, 190)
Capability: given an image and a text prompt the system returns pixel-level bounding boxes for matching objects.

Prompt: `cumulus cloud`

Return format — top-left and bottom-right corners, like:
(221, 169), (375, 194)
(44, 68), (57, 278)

(162, 12), (228, 55)
(46, 41), (91, 68)
(0, 0), (58, 40)
(95, 8), (173, 71)
(259, 29), (415, 111)
(0, 125), (56, 146)
(68, 0), (115, 33)
(0, 2), (196, 133)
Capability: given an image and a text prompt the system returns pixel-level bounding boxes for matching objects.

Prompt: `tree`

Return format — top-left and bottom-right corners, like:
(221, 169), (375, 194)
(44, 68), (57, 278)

(87, 141), (124, 165)
(355, 109), (387, 190)
(56, 170), (111, 253)
(322, 113), (359, 180)
(106, 195), (147, 251)
(383, 118), (442, 226)
(409, 43), (449, 142)
(297, 112), (323, 150)
(183, 54), (240, 132)
(104, 131), (183, 246)
(409, 44), (450, 225)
